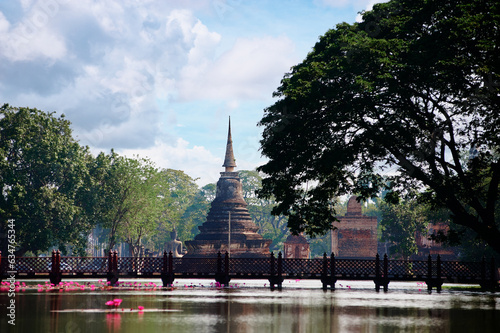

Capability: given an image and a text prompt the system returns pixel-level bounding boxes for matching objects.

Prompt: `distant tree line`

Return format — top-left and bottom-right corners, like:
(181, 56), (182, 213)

(1, 104), (494, 260)
(0, 105), (291, 257)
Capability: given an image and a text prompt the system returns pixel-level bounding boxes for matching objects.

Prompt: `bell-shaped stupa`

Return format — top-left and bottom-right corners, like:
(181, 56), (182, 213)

(184, 118), (271, 258)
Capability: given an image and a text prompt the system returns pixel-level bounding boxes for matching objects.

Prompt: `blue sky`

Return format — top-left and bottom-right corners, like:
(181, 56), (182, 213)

(0, 0), (382, 185)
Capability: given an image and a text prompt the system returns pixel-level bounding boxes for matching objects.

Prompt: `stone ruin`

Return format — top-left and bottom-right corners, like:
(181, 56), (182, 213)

(331, 196), (378, 258)
(184, 118), (271, 258)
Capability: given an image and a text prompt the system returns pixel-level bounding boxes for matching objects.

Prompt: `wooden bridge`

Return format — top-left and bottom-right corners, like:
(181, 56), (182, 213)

(1, 251), (498, 292)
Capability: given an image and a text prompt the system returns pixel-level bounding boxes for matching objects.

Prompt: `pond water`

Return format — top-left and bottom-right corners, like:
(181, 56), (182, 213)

(1, 279), (499, 332)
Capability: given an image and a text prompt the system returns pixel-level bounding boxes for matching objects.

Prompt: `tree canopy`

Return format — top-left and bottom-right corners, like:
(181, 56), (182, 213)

(379, 197), (428, 260)
(0, 104), (94, 256)
(258, 0), (500, 253)
(90, 151), (163, 256)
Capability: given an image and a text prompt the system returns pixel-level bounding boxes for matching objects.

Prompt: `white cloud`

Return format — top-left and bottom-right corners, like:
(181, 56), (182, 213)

(0, 12), (9, 32)
(0, 0), (353, 185)
(0, 0), (78, 61)
(19, 0), (36, 11)
(178, 35), (296, 101)
(0, 12), (67, 61)
(89, 1), (126, 36)
(117, 138), (223, 186)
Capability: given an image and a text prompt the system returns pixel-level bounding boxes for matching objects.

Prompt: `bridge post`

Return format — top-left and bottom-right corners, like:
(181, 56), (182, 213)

(169, 251), (173, 277)
(113, 251), (118, 272)
(426, 255), (432, 292)
(107, 250), (113, 272)
(320, 252), (336, 290)
(321, 253), (327, 290)
(321, 252), (337, 290)
(224, 251), (231, 285)
(106, 250), (118, 286)
(331, 253), (337, 289)
(425, 255), (443, 292)
(383, 254), (389, 291)
(374, 254), (389, 292)
(268, 252), (283, 290)
(269, 252), (275, 290)
(480, 256), (498, 291)
(277, 252), (283, 290)
(436, 255), (442, 292)
(480, 256), (486, 290)
(427, 254), (436, 292)
(491, 258), (499, 290)
(49, 250), (62, 285)
(215, 252), (231, 286)
(161, 251), (175, 287)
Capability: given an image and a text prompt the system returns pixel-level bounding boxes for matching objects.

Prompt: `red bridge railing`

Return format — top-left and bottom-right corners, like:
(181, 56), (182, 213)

(0, 251), (497, 292)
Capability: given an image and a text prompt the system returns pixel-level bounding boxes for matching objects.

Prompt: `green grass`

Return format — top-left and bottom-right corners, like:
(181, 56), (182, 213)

(442, 284), (499, 292)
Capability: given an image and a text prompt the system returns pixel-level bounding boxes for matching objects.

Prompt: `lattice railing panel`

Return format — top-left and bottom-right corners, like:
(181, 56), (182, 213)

(175, 258), (218, 274)
(117, 257), (162, 274)
(15, 257), (52, 273)
(2, 254), (493, 283)
(61, 257), (108, 274)
(282, 258), (323, 275)
(142, 257), (162, 273)
(387, 260), (428, 277)
(441, 261), (482, 279)
(335, 259), (376, 276)
(229, 258), (270, 274)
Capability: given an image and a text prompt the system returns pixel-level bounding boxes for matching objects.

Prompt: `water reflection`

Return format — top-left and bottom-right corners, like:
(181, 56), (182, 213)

(50, 293), (61, 333)
(106, 313), (121, 332)
(1, 280), (499, 332)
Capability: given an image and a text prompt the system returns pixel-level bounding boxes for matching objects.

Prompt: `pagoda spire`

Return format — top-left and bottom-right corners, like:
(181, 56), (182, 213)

(184, 115), (271, 258)
(223, 117), (237, 172)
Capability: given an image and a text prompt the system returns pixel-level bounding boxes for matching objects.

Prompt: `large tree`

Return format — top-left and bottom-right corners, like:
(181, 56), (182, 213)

(0, 104), (94, 256)
(258, 0), (500, 253)
(90, 151), (161, 255)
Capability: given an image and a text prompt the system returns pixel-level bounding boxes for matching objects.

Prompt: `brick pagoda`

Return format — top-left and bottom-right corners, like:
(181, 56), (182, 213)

(184, 118), (271, 258)
(331, 196), (378, 258)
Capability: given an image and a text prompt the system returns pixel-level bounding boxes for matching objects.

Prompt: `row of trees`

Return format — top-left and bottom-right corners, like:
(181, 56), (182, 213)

(0, 105), (292, 257)
(1, 104), (495, 260)
(0, 104), (207, 257)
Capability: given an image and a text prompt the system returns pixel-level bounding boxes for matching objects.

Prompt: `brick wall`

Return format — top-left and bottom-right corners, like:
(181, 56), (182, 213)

(331, 196), (378, 258)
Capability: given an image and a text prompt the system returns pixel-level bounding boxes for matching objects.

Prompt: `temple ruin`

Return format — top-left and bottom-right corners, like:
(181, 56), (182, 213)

(331, 196), (378, 258)
(184, 118), (271, 258)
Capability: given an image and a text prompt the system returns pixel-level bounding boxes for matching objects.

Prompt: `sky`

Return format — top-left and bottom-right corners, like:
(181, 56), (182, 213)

(0, 0), (382, 186)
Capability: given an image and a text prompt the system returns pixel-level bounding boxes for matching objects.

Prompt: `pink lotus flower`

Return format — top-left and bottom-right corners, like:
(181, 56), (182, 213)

(138, 306), (144, 311)
(113, 299), (123, 307)
(105, 301), (115, 306)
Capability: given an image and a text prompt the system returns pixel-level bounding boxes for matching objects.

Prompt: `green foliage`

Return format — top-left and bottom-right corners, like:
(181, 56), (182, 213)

(257, 0), (500, 254)
(379, 198), (427, 260)
(239, 170), (289, 251)
(0, 104), (228, 257)
(149, 169), (201, 248)
(0, 104), (95, 256)
(88, 151), (162, 255)
(181, 186), (212, 238)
